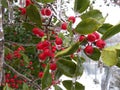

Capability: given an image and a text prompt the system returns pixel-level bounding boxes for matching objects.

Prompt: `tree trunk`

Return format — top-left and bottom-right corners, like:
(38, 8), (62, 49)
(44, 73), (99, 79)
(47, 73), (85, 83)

(0, 2), (4, 85)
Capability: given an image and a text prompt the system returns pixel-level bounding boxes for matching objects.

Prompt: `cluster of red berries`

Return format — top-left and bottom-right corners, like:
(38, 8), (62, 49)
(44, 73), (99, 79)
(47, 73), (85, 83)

(5, 73), (25, 89)
(79, 32), (106, 55)
(5, 46), (25, 61)
(61, 16), (76, 30)
(32, 27), (45, 37)
(19, 0), (32, 15)
(41, 8), (52, 16)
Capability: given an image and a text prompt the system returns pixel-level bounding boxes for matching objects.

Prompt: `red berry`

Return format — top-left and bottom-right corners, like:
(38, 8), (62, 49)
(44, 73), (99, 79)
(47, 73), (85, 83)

(29, 61), (33, 65)
(15, 84), (19, 89)
(44, 49), (51, 57)
(26, 0), (32, 7)
(41, 8), (46, 16)
(44, 8), (52, 16)
(68, 16), (76, 23)
(14, 51), (21, 58)
(5, 53), (13, 60)
(55, 38), (63, 45)
(13, 75), (17, 79)
(5, 79), (9, 83)
(61, 22), (67, 30)
(41, 63), (46, 68)
(79, 35), (86, 42)
(32, 28), (44, 37)
(50, 63), (57, 70)
(87, 34), (96, 42)
(96, 39), (106, 49)
(38, 53), (46, 61)
(5, 73), (10, 78)
(38, 72), (44, 78)
(52, 46), (56, 53)
(42, 40), (50, 48)
(36, 42), (44, 50)
(84, 45), (94, 55)
(93, 32), (100, 39)
(19, 8), (26, 15)
(17, 46), (25, 52)
(10, 78), (15, 83)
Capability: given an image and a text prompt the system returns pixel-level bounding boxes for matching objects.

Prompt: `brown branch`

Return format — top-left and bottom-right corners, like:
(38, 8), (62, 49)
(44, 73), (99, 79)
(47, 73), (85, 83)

(4, 62), (42, 90)
(5, 41), (36, 47)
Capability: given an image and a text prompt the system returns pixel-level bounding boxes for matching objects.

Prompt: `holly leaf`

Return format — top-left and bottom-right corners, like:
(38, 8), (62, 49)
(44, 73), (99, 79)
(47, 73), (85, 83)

(54, 85), (62, 90)
(97, 23), (113, 34)
(57, 59), (76, 77)
(22, 83), (29, 90)
(75, 18), (102, 35)
(26, 5), (42, 27)
(81, 10), (104, 23)
(39, 0), (55, 3)
(74, 57), (84, 77)
(55, 42), (80, 58)
(62, 80), (85, 90)
(42, 64), (52, 90)
(23, 23), (34, 31)
(74, 0), (90, 13)
(102, 24), (120, 40)
(101, 46), (118, 66)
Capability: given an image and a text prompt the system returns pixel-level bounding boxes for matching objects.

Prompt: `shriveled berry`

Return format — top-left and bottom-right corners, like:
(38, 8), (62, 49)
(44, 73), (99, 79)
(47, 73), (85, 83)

(87, 34), (96, 42)
(96, 39), (106, 49)
(5, 53), (13, 60)
(55, 38), (63, 45)
(50, 63), (57, 70)
(79, 35), (86, 42)
(68, 16), (76, 23)
(38, 72), (44, 78)
(61, 22), (67, 30)
(84, 45), (94, 55)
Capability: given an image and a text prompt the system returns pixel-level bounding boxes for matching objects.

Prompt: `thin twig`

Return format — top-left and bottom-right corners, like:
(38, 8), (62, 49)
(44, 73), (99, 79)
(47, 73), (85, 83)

(4, 62), (42, 90)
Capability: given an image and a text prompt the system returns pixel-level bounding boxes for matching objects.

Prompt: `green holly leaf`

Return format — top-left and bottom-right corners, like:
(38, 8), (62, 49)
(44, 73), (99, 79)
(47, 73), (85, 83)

(75, 18), (102, 35)
(54, 85), (62, 90)
(3, 84), (14, 90)
(42, 64), (52, 90)
(55, 42), (80, 58)
(57, 59), (76, 77)
(22, 83), (29, 90)
(39, 0), (55, 3)
(1, 0), (8, 8)
(101, 46), (118, 66)
(62, 80), (85, 90)
(26, 5), (42, 27)
(74, 57), (84, 77)
(102, 24), (120, 40)
(81, 10), (104, 23)
(23, 23), (34, 31)
(97, 23), (113, 34)
(84, 48), (101, 61)
(74, 0), (90, 13)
